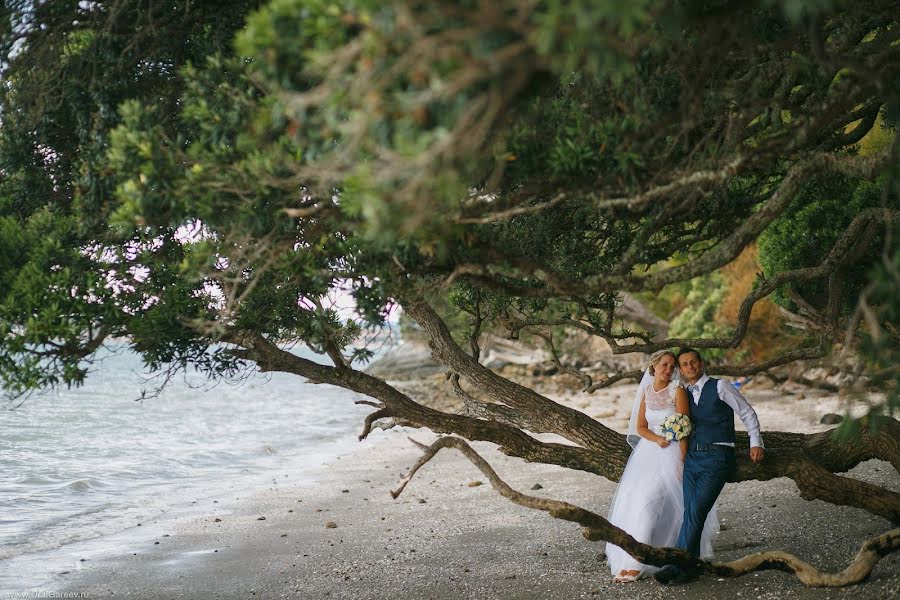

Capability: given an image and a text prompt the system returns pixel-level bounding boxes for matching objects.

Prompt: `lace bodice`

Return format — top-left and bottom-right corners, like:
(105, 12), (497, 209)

(644, 383), (677, 430)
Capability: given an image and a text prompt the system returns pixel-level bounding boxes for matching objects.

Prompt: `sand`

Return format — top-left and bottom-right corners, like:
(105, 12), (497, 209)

(37, 384), (900, 599)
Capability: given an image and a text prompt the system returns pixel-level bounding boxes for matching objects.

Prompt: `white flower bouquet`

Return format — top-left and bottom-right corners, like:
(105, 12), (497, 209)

(661, 413), (692, 441)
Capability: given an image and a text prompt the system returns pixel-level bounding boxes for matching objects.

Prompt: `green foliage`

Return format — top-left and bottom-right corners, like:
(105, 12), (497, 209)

(633, 279), (692, 321)
(858, 245), (900, 416)
(0, 0), (897, 402)
(530, 0), (659, 81)
(504, 82), (645, 187)
(832, 241), (900, 441)
(0, 0), (268, 395)
(668, 274), (730, 360)
(758, 175), (891, 313)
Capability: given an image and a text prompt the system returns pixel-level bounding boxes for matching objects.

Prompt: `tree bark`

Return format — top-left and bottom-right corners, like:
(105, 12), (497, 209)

(400, 297), (900, 523)
(224, 294), (900, 524)
(394, 436), (900, 587)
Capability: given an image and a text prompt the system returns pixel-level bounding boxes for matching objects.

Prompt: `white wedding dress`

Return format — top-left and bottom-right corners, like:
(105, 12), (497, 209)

(606, 383), (719, 577)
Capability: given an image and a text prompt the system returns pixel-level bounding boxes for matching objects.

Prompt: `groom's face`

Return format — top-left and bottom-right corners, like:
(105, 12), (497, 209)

(678, 352), (703, 383)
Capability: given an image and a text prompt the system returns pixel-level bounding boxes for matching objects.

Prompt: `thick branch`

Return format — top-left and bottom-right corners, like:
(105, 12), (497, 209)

(785, 454), (900, 523)
(450, 151), (892, 300)
(450, 373), (557, 432)
(223, 330), (624, 476)
(225, 309), (900, 520)
(394, 436), (900, 587)
(521, 207), (898, 363)
(402, 297), (630, 458)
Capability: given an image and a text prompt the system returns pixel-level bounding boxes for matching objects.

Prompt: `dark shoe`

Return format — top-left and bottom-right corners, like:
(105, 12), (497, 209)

(668, 568), (699, 585)
(653, 565), (679, 585)
(654, 565), (698, 586)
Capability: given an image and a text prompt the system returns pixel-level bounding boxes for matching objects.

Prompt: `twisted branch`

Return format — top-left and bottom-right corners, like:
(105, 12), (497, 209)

(393, 436), (900, 587)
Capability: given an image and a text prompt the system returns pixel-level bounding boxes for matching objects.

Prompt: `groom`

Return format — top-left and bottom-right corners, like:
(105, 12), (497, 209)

(654, 348), (765, 586)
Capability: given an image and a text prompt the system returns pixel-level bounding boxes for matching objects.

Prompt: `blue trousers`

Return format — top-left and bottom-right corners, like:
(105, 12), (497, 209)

(676, 445), (735, 556)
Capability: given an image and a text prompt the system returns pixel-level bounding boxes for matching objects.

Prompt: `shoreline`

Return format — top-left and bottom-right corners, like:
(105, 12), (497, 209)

(9, 382), (898, 599)
(1, 433), (382, 593)
(47, 427), (899, 599)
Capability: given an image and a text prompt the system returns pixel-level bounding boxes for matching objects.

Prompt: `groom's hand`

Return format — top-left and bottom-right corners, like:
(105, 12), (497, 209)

(749, 446), (765, 464)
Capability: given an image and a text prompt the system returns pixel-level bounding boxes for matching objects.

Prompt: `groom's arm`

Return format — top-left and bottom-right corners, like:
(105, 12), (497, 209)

(675, 387), (691, 462)
(718, 380), (765, 463)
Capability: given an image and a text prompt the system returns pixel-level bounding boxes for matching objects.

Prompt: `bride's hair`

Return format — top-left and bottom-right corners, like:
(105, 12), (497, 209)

(647, 350), (676, 375)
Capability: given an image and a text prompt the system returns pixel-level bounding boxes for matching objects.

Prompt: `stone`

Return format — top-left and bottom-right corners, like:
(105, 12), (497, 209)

(744, 375), (776, 390)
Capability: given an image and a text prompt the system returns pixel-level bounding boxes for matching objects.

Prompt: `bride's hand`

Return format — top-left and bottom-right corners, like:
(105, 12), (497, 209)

(656, 437), (670, 448)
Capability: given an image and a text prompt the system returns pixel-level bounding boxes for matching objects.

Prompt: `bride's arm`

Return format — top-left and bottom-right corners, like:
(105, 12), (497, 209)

(675, 387), (691, 461)
(636, 394), (668, 447)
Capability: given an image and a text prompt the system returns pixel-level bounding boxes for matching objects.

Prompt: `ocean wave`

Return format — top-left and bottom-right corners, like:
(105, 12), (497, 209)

(0, 344), (376, 574)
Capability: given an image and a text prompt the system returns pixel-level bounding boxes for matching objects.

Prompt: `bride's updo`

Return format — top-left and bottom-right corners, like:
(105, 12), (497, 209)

(647, 350), (676, 376)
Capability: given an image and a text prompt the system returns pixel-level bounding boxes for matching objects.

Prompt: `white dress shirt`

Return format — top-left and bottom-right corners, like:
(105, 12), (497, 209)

(685, 374), (764, 449)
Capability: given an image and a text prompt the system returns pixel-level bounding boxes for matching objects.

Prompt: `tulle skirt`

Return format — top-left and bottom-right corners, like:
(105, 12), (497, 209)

(605, 438), (719, 577)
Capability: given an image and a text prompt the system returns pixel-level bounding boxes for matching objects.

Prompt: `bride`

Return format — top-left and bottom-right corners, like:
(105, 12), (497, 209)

(605, 350), (719, 582)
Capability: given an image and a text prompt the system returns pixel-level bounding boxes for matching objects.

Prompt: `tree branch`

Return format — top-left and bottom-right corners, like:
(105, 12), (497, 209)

(393, 436), (900, 587)
(499, 206), (899, 364)
(456, 193), (567, 225)
(448, 150), (892, 300)
(222, 329), (625, 476)
(589, 155), (745, 211)
(402, 296), (631, 458)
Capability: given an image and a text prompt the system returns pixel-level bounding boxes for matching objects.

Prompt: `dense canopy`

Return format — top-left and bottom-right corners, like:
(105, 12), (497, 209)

(1, 0), (898, 586)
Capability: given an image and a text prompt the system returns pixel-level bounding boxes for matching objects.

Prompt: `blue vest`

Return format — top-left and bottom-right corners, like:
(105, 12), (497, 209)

(691, 378), (735, 445)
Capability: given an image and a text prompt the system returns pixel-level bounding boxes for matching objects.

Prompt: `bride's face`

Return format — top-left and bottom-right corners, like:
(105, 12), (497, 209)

(654, 355), (675, 382)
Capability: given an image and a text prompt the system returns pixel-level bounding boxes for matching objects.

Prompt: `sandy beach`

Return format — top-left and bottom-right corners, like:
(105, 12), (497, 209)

(45, 383), (899, 600)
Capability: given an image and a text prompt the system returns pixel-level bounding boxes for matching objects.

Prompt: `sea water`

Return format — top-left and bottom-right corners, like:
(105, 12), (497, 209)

(0, 343), (385, 591)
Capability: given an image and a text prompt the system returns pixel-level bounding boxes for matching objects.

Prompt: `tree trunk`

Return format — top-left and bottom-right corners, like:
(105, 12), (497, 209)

(225, 297), (900, 525)
(401, 297), (900, 523)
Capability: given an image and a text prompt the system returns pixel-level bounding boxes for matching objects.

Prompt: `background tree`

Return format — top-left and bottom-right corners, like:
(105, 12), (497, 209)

(2, 0), (898, 586)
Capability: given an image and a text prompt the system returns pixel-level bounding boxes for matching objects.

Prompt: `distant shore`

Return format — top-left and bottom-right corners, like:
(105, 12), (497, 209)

(49, 383), (900, 599)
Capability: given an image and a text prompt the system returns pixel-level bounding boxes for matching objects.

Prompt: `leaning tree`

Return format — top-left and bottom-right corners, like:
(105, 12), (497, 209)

(1, 0), (898, 587)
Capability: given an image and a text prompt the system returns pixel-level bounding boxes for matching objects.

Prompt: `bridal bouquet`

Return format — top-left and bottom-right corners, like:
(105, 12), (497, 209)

(661, 413), (692, 441)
